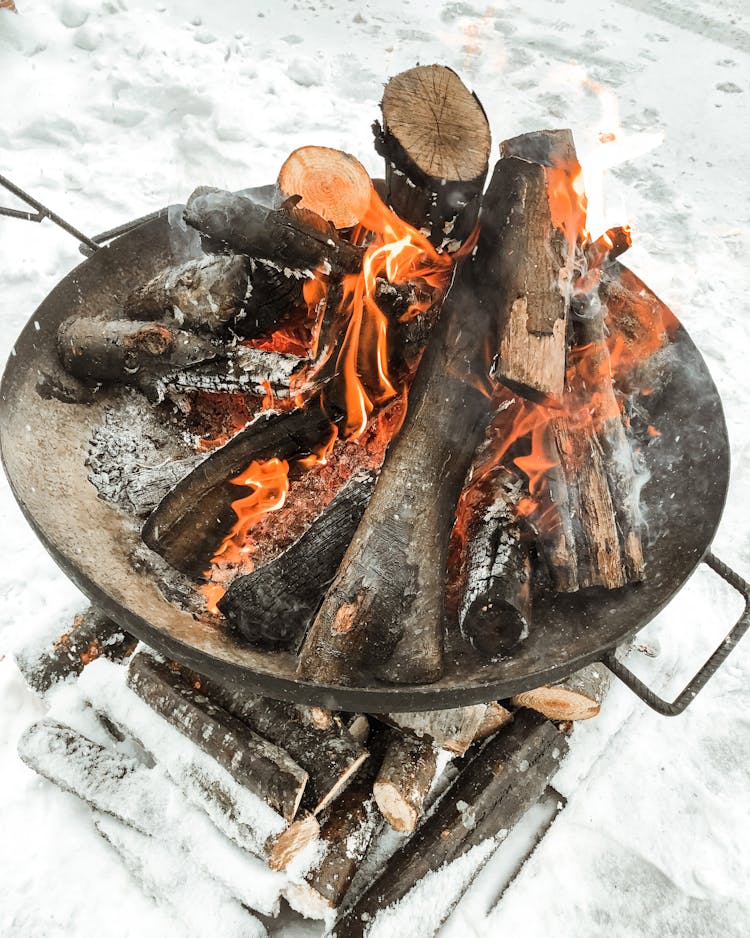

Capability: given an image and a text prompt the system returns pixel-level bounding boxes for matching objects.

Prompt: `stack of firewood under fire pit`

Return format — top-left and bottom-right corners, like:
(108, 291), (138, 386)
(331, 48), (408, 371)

(52, 64), (665, 693)
(15, 607), (614, 935)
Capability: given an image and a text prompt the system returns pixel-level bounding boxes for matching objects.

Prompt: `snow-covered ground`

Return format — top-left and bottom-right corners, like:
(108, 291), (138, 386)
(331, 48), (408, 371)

(1, 1), (749, 935)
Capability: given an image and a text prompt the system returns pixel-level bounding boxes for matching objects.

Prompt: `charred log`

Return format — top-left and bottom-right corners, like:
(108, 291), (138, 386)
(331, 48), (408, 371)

(511, 663), (610, 720)
(183, 186), (363, 275)
(331, 711), (568, 938)
(141, 400), (332, 576)
(373, 65), (490, 249)
(218, 470), (376, 650)
(127, 652), (308, 821)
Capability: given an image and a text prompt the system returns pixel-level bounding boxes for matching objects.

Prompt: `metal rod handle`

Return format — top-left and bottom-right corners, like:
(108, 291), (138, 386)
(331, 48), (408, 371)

(603, 551), (750, 716)
(0, 173), (100, 252)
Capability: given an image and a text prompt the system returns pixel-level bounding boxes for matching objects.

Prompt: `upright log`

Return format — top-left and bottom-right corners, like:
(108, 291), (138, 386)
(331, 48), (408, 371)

(374, 65), (491, 249)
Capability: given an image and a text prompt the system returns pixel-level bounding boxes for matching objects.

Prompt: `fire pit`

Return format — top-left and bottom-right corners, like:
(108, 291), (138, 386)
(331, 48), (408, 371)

(1, 65), (748, 715)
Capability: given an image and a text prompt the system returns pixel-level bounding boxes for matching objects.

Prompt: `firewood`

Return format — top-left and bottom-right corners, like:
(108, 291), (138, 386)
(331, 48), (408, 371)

(346, 714), (370, 745)
(118, 452), (205, 518)
(278, 146), (372, 229)
(374, 65), (491, 248)
(189, 669), (370, 815)
(218, 470), (376, 650)
(93, 812), (268, 938)
(331, 710), (568, 937)
(511, 663), (610, 720)
(296, 704), (334, 731)
(157, 344), (304, 397)
(473, 702), (513, 740)
(17, 718), (284, 917)
(127, 652), (309, 821)
(455, 464), (532, 658)
(373, 730), (438, 833)
(183, 186), (363, 275)
(377, 704), (487, 756)
(235, 257), (306, 338)
(14, 606), (136, 694)
(297, 245), (495, 687)
(142, 400), (332, 576)
(267, 814), (321, 871)
(123, 254), (251, 334)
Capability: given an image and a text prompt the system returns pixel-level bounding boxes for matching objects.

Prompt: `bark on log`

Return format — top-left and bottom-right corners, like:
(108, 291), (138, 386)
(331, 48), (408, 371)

(298, 246), (495, 687)
(235, 258), (306, 338)
(184, 186), (363, 275)
(18, 718), (283, 917)
(218, 470), (376, 650)
(14, 606), (136, 694)
(278, 146), (373, 230)
(376, 704), (487, 756)
(511, 663), (610, 720)
(456, 465), (532, 658)
(123, 254), (251, 334)
(127, 652), (308, 821)
(374, 65), (491, 249)
(474, 702), (513, 741)
(331, 710), (568, 938)
(188, 669), (370, 816)
(141, 400), (332, 576)
(373, 730), (438, 833)
(296, 705), (335, 731)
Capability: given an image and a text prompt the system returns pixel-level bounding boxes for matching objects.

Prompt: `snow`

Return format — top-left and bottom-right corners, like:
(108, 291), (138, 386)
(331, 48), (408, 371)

(1, 0), (750, 936)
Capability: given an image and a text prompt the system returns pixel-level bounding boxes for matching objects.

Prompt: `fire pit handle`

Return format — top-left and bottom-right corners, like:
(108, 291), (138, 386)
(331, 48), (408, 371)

(602, 552), (750, 716)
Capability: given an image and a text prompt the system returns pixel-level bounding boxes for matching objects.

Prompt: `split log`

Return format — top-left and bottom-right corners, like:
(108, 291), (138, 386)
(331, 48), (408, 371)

(142, 400), (332, 576)
(93, 812), (268, 938)
(127, 652), (308, 821)
(331, 710), (568, 938)
(346, 714), (370, 745)
(278, 146), (372, 229)
(511, 663), (610, 720)
(455, 465), (532, 658)
(189, 668), (369, 815)
(123, 254), (251, 333)
(218, 470), (376, 650)
(377, 704), (487, 756)
(14, 606), (136, 694)
(474, 702), (513, 740)
(184, 186), (363, 275)
(373, 730), (438, 833)
(298, 235), (496, 686)
(17, 718), (284, 917)
(483, 132), (577, 402)
(374, 65), (491, 249)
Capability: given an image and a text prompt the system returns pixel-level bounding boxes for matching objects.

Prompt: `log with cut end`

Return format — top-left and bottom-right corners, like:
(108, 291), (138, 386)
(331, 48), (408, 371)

(474, 701), (513, 740)
(14, 606), (136, 694)
(218, 470), (376, 650)
(141, 400), (332, 576)
(126, 652), (308, 821)
(123, 254), (251, 333)
(278, 146), (373, 230)
(298, 241), (496, 687)
(374, 65), (491, 249)
(455, 464), (532, 658)
(511, 663), (610, 720)
(188, 669), (369, 815)
(373, 729), (438, 833)
(184, 186), (363, 275)
(331, 710), (569, 938)
(267, 813), (321, 871)
(376, 704), (488, 756)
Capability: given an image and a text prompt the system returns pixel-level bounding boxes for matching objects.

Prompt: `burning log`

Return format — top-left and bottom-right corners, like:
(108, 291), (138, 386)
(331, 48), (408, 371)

(454, 464), (532, 658)
(187, 669), (370, 816)
(511, 663), (610, 720)
(142, 400), (332, 576)
(483, 130), (578, 403)
(373, 729), (438, 833)
(331, 710), (568, 938)
(374, 65), (491, 249)
(183, 186), (363, 275)
(127, 652), (308, 822)
(278, 146), (373, 230)
(17, 718), (283, 917)
(376, 703), (488, 756)
(218, 470), (376, 650)
(298, 243), (495, 687)
(123, 254), (251, 333)
(14, 606), (136, 694)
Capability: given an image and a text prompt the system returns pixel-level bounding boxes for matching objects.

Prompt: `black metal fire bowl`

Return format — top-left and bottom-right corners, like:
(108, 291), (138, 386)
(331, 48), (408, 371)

(2, 209), (748, 714)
